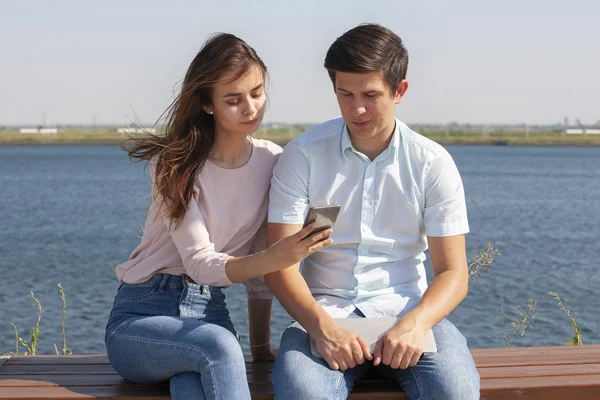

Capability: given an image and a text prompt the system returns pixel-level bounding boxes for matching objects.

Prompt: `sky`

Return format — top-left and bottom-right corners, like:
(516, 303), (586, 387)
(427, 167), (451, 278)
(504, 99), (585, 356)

(1, 0), (599, 126)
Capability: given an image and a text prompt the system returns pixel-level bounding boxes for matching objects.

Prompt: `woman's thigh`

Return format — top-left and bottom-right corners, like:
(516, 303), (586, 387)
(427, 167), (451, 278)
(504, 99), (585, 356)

(105, 274), (243, 384)
(106, 314), (245, 384)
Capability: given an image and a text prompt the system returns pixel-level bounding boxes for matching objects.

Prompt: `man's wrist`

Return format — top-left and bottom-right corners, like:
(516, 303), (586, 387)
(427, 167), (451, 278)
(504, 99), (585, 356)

(306, 305), (336, 338)
(400, 308), (431, 333)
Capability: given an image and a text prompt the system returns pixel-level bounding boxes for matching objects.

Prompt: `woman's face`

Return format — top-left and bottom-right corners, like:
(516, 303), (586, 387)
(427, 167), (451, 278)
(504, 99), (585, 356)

(207, 64), (266, 137)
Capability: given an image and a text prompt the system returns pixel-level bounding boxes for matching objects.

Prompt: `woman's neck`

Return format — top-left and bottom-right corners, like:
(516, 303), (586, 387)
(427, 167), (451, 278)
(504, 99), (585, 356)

(209, 130), (253, 169)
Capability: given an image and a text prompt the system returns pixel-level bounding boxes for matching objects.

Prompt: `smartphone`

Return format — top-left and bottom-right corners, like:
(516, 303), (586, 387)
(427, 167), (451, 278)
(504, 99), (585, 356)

(302, 205), (341, 239)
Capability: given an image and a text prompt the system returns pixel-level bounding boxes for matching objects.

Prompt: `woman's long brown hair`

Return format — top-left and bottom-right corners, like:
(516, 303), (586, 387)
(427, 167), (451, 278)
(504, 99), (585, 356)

(122, 33), (267, 228)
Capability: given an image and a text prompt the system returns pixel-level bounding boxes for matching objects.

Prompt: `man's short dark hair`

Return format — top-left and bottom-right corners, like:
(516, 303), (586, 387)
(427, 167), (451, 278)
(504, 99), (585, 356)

(324, 23), (409, 94)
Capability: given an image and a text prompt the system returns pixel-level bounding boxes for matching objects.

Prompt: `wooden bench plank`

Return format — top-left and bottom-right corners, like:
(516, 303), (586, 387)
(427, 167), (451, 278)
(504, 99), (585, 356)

(0, 364), (119, 375)
(474, 352), (600, 368)
(1, 345), (599, 399)
(471, 345), (600, 357)
(5, 351), (599, 374)
(0, 376), (131, 387)
(478, 363), (600, 378)
(0, 386), (169, 399)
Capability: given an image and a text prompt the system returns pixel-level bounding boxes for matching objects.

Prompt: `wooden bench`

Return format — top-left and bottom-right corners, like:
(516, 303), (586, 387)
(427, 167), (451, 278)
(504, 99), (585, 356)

(1, 345), (600, 399)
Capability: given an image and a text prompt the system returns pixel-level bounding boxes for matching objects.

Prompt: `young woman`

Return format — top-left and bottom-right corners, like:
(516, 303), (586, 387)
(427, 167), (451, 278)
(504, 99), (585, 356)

(105, 33), (332, 400)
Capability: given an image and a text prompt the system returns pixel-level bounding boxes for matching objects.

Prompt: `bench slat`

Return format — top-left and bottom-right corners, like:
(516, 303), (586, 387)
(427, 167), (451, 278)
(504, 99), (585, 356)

(1, 345), (599, 399)
(0, 386), (169, 399)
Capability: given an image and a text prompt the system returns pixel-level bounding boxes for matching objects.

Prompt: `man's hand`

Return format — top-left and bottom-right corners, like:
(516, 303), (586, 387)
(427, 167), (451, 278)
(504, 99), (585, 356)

(373, 318), (425, 369)
(312, 322), (373, 371)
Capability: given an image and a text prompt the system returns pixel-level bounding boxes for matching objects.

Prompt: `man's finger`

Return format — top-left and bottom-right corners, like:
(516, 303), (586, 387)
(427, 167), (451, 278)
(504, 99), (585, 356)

(356, 335), (372, 361)
(399, 348), (414, 370)
(341, 345), (356, 369)
(373, 338), (383, 366)
(409, 350), (421, 368)
(381, 339), (395, 366)
(337, 356), (349, 371)
(324, 354), (339, 371)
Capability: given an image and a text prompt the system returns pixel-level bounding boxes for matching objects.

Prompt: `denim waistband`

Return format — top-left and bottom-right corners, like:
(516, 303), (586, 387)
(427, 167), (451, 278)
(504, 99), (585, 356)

(129, 273), (223, 293)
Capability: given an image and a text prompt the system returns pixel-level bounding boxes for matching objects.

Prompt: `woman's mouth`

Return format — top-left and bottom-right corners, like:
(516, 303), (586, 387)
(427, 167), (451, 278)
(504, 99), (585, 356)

(242, 118), (260, 126)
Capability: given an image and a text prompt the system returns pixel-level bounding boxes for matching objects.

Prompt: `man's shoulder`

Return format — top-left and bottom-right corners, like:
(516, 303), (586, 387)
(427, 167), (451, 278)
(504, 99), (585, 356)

(287, 117), (344, 150)
(398, 120), (451, 161)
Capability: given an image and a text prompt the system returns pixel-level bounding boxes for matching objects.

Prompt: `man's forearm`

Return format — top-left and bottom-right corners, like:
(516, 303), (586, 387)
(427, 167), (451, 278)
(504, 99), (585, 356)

(264, 267), (333, 336)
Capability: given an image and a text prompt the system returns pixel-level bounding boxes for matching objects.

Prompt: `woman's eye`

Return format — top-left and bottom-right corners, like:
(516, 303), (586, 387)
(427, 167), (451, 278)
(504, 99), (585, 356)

(251, 92), (263, 99)
(227, 100), (240, 105)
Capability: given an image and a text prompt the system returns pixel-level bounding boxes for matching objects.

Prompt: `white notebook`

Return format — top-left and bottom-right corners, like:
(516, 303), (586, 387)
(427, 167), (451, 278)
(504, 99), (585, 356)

(310, 317), (437, 358)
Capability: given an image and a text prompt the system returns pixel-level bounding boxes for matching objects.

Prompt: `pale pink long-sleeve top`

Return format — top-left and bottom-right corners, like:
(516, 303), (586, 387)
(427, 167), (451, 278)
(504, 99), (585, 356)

(115, 139), (282, 300)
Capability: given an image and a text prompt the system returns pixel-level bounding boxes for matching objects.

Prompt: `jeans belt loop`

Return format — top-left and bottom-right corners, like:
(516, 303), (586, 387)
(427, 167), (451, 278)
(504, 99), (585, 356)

(158, 274), (170, 292)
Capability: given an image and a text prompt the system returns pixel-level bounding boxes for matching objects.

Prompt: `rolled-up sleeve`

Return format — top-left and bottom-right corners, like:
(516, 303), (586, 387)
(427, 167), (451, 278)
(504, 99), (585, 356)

(242, 224), (273, 300)
(243, 276), (272, 300)
(166, 188), (234, 287)
(268, 144), (310, 224)
(423, 150), (469, 237)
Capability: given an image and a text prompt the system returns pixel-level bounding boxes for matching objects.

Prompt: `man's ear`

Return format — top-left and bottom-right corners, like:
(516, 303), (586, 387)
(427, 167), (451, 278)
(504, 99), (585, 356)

(394, 80), (409, 104)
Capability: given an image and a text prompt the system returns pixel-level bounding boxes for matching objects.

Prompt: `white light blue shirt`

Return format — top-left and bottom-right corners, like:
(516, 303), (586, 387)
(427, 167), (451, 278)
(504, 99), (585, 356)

(268, 117), (469, 318)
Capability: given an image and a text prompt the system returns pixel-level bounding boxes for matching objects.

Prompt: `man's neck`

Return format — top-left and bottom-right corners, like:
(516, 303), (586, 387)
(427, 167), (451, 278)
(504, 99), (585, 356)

(351, 121), (396, 161)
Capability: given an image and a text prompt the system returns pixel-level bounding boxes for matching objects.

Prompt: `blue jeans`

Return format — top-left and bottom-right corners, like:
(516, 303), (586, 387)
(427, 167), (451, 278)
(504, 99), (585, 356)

(273, 318), (480, 400)
(105, 274), (250, 400)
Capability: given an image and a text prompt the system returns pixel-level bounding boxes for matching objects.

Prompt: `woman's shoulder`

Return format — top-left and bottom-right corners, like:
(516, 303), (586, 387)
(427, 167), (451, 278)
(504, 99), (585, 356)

(252, 138), (283, 158)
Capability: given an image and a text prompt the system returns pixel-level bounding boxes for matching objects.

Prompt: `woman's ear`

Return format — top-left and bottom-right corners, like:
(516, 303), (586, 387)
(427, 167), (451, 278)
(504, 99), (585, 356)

(203, 107), (213, 115)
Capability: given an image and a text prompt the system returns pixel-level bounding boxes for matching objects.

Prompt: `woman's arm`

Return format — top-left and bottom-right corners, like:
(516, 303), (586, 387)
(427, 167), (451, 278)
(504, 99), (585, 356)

(166, 183), (332, 286)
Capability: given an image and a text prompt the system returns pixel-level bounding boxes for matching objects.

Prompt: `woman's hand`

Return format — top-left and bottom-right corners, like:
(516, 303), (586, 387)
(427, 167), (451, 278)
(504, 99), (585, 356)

(263, 223), (333, 273)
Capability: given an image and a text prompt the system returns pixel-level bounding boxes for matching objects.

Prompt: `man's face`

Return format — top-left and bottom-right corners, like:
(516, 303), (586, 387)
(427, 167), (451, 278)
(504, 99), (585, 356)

(334, 71), (407, 143)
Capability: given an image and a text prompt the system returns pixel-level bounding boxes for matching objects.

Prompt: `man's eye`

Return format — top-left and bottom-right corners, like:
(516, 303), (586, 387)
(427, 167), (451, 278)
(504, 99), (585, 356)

(342, 93), (352, 97)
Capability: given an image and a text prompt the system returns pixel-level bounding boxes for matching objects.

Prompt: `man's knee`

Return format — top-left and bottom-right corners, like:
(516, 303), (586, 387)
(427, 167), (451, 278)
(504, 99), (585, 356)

(434, 372), (480, 400)
(426, 348), (480, 400)
(274, 326), (344, 399)
(415, 319), (480, 399)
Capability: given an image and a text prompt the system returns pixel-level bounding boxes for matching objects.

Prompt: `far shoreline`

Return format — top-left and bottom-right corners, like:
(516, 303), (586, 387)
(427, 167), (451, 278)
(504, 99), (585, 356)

(2, 128), (600, 147)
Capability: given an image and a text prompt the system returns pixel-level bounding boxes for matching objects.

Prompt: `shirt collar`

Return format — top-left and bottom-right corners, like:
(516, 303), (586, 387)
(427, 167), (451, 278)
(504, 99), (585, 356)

(340, 119), (401, 162)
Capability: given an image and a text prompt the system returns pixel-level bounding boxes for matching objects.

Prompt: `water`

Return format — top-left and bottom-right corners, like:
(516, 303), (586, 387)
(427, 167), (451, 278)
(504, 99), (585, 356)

(1, 145), (598, 354)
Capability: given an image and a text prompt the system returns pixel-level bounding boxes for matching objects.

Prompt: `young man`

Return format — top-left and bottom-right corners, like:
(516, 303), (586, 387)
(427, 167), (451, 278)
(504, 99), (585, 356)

(265, 24), (480, 400)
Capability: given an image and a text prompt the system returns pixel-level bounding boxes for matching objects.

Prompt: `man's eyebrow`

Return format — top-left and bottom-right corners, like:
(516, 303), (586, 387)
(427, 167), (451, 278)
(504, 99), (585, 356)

(336, 87), (352, 94)
(223, 84), (264, 98)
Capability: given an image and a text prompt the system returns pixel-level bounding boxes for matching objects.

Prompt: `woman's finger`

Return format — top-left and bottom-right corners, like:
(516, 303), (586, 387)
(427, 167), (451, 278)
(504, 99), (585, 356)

(308, 239), (334, 254)
(293, 223), (318, 241)
(306, 228), (333, 244)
